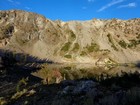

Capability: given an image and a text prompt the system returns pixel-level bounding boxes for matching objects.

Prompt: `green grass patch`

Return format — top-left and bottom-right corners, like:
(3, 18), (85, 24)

(61, 42), (71, 52)
(72, 43), (79, 51)
(86, 43), (100, 52)
(80, 51), (87, 56)
(64, 54), (72, 59)
(107, 34), (112, 43)
(66, 30), (76, 40)
(70, 31), (76, 39)
(107, 34), (118, 51)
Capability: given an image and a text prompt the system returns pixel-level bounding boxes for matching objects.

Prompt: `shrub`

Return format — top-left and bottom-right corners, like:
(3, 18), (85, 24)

(0, 24), (14, 39)
(11, 89), (27, 100)
(128, 44), (133, 48)
(4, 25), (14, 36)
(119, 40), (127, 49)
(128, 39), (140, 48)
(0, 97), (7, 105)
(16, 77), (28, 92)
(0, 12), (6, 18)
(130, 40), (137, 47)
(136, 34), (140, 39)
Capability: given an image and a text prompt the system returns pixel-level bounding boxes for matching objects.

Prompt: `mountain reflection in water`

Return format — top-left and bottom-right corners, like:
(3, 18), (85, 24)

(32, 64), (140, 84)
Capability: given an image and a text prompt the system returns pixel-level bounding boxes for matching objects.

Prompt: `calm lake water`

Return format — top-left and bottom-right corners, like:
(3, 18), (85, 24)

(32, 64), (140, 84)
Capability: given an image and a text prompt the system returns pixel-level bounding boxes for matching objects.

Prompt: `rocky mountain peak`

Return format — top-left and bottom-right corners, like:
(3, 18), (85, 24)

(0, 10), (140, 64)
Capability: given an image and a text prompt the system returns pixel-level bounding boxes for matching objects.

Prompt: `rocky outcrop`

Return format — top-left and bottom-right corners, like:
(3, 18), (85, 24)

(0, 10), (140, 64)
(52, 79), (140, 105)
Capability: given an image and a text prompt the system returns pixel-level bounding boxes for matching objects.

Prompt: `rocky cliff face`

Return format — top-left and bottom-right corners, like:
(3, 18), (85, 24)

(0, 10), (140, 64)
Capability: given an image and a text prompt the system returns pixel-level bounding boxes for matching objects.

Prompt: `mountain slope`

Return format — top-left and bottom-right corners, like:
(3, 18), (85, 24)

(0, 10), (140, 64)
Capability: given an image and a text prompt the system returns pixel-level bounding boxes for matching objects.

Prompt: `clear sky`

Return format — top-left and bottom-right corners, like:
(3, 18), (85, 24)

(0, 0), (140, 21)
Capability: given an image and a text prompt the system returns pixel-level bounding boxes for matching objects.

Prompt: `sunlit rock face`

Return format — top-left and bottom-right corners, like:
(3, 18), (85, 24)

(0, 10), (140, 63)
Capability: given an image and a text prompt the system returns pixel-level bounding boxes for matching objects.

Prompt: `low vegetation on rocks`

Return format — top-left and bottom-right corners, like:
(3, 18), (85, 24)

(119, 40), (127, 49)
(61, 42), (71, 52)
(107, 34), (118, 51)
(86, 43), (100, 52)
